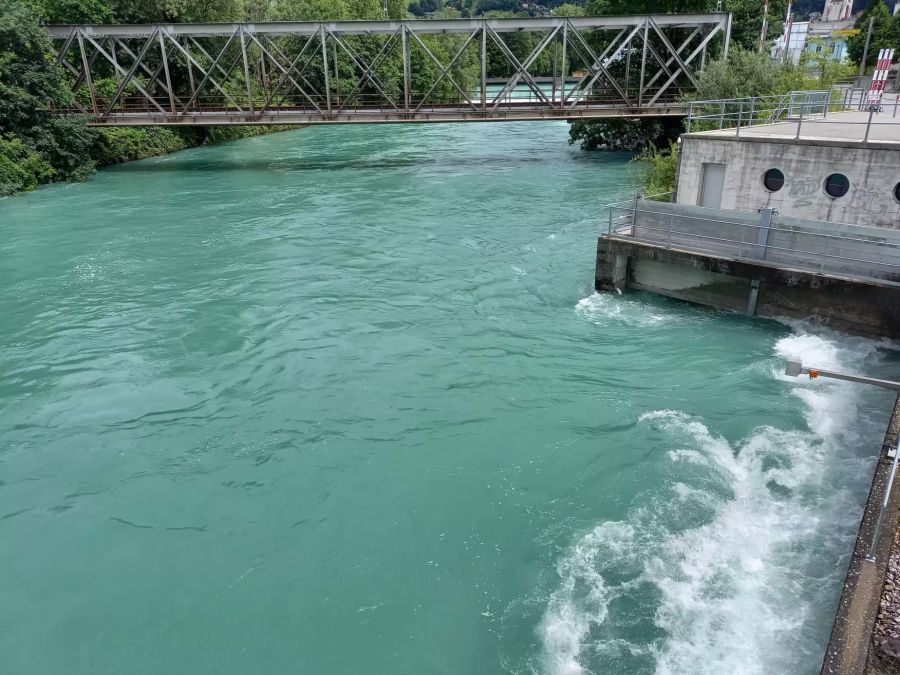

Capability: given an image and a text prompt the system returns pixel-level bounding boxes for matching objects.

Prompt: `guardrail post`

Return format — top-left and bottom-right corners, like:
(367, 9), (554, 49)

(667, 203), (673, 248)
(686, 101), (692, 133)
(864, 105), (875, 143)
(719, 100), (725, 129)
(748, 97), (755, 128)
(795, 104), (804, 140)
(736, 100), (744, 137)
(756, 208), (775, 259)
(868, 444), (900, 562)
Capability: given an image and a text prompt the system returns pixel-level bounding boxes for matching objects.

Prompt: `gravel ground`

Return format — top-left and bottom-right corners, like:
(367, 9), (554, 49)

(873, 523), (900, 666)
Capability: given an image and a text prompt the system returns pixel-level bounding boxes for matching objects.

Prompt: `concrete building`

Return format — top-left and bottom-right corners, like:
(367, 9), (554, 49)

(675, 112), (900, 228)
(775, 20), (810, 64)
(773, 0), (855, 64)
(822, 0), (853, 21)
(595, 101), (900, 338)
(774, 17), (854, 64)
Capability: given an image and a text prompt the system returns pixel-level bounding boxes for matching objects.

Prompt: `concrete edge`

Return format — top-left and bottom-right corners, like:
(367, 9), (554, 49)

(681, 130), (900, 151)
(598, 235), (900, 290)
(821, 394), (900, 675)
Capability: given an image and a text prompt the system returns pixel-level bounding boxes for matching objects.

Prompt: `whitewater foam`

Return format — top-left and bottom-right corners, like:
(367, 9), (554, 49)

(538, 325), (889, 675)
(575, 293), (675, 328)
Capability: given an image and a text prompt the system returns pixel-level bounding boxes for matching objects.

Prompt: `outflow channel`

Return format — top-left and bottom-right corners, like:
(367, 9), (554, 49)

(0, 122), (897, 674)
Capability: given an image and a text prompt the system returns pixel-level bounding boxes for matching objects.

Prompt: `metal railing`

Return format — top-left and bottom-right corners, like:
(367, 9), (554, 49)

(604, 198), (900, 284)
(685, 88), (900, 142)
(56, 89), (686, 116)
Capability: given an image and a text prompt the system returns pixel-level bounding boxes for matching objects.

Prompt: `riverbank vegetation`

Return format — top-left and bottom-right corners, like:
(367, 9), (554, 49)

(0, 0), (299, 196)
(630, 142), (678, 200)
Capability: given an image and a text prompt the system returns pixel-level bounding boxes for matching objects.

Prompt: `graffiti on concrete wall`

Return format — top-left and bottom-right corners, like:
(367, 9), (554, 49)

(784, 176), (900, 227)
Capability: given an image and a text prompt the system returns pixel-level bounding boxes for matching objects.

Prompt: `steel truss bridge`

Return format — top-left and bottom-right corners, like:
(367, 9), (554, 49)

(46, 14), (731, 126)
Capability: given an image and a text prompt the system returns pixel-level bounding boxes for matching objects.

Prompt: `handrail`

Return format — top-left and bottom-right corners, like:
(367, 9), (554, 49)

(685, 88), (900, 138)
(603, 201), (900, 284)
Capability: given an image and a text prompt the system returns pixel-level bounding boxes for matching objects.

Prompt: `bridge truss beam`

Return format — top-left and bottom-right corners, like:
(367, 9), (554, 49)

(46, 14), (731, 126)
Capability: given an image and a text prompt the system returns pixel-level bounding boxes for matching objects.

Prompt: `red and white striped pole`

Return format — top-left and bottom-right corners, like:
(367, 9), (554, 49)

(759, 0), (770, 52)
(781, 1), (793, 62)
(866, 48), (896, 110)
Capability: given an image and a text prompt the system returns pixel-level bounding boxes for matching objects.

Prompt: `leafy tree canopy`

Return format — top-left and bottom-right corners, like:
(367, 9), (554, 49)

(846, 0), (900, 70)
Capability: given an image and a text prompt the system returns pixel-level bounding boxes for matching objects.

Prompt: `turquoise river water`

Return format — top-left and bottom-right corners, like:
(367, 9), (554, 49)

(1, 122), (899, 675)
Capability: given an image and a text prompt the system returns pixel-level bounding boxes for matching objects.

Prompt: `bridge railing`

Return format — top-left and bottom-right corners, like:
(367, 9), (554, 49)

(50, 87), (689, 117)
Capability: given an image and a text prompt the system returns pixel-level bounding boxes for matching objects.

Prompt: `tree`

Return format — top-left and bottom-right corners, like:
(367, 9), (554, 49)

(846, 0), (900, 71)
(801, 36), (856, 86)
(21, 0), (113, 23)
(0, 0), (72, 135)
(552, 3), (584, 16)
(569, 118), (682, 151)
(690, 45), (784, 99)
(0, 0), (96, 191)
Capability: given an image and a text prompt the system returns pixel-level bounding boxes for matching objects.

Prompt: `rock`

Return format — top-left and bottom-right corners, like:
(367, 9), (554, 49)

(879, 635), (900, 659)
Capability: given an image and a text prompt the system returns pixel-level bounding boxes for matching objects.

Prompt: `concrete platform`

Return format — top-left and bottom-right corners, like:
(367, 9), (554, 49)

(692, 110), (900, 146)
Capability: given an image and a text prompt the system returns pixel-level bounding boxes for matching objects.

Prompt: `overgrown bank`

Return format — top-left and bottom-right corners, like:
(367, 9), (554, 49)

(0, 0), (292, 198)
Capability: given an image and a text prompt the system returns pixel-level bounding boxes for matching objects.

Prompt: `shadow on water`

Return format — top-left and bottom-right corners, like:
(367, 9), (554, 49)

(106, 148), (631, 175)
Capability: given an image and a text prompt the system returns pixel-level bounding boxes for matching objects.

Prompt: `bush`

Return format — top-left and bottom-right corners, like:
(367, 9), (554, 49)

(0, 135), (53, 196)
(201, 125), (286, 144)
(29, 115), (97, 181)
(630, 142), (678, 200)
(92, 127), (191, 165)
(568, 117), (682, 152)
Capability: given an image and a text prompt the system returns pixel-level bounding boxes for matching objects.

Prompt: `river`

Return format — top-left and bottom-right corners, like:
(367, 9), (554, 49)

(0, 122), (897, 674)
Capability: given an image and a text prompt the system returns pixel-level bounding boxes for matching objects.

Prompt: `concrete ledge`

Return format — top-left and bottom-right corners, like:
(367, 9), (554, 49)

(596, 237), (900, 339)
(823, 394), (900, 674)
(681, 130), (900, 152)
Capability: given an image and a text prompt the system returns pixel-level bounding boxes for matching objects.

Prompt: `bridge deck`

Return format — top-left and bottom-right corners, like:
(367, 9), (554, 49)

(82, 103), (686, 126)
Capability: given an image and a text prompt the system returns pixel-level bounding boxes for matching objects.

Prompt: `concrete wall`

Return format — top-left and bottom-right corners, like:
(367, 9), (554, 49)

(676, 135), (900, 229)
(596, 238), (900, 338)
(626, 200), (900, 281)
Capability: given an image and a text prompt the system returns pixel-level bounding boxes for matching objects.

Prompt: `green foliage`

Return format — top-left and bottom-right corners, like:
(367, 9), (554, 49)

(201, 125), (283, 144)
(846, 0), (900, 70)
(0, 134), (53, 195)
(1, 0), (98, 188)
(108, 0), (245, 22)
(0, 0), (72, 133)
(30, 115), (96, 180)
(630, 142), (678, 200)
(0, 0), (303, 197)
(569, 118), (682, 152)
(801, 38), (856, 86)
(723, 0), (788, 52)
(691, 46), (785, 99)
(91, 126), (190, 165)
(21, 0), (113, 23)
(586, 0), (785, 52)
(552, 2), (583, 15)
